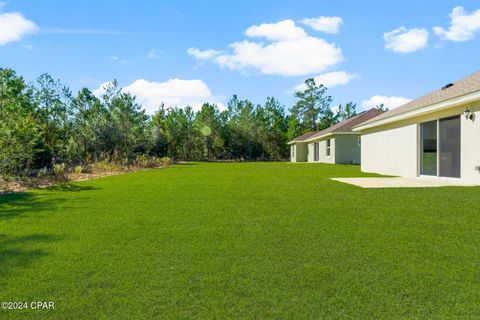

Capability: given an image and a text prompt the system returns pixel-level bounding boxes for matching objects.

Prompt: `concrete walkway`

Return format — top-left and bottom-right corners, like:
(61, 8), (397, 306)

(331, 177), (475, 188)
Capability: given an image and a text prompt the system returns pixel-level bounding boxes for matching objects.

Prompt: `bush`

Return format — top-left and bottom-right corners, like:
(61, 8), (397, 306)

(37, 167), (48, 178)
(53, 163), (68, 182)
(89, 161), (120, 173)
(74, 165), (83, 174)
(0, 177), (8, 192)
(159, 157), (173, 167)
(134, 155), (172, 168)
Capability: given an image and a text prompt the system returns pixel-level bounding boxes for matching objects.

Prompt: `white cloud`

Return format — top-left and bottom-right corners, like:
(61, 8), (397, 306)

(189, 19), (343, 76)
(93, 79), (223, 114)
(187, 48), (221, 59)
(361, 95), (411, 110)
(384, 27), (429, 53)
(245, 19), (306, 41)
(215, 37), (342, 76)
(433, 6), (480, 41)
(92, 81), (113, 97)
(300, 16), (343, 34)
(0, 10), (38, 45)
(294, 71), (357, 91)
(147, 49), (161, 59)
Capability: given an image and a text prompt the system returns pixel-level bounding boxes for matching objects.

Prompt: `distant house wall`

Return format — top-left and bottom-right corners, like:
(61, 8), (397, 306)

(335, 135), (361, 164)
(290, 143), (308, 162)
(307, 135), (362, 164)
(307, 143), (314, 162)
(307, 137), (336, 164)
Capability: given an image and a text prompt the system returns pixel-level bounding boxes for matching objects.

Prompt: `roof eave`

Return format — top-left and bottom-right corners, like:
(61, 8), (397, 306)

(354, 91), (480, 131)
(303, 131), (358, 143)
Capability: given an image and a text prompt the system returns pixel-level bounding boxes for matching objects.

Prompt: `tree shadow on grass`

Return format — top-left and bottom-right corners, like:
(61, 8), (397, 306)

(0, 192), (68, 221)
(0, 183), (99, 221)
(0, 233), (65, 278)
(45, 183), (99, 192)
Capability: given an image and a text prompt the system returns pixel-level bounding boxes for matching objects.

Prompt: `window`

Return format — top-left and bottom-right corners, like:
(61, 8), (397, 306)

(326, 139), (331, 157)
(291, 145), (295, 158)
(314, 142), (319, 161)
(358, 136), (361, 146)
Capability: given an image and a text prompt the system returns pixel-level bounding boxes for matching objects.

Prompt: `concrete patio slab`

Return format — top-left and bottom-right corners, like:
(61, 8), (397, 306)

(331, 177), (475, 188)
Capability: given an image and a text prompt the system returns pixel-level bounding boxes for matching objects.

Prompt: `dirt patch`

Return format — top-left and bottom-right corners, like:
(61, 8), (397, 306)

(0, 165), (167, 194)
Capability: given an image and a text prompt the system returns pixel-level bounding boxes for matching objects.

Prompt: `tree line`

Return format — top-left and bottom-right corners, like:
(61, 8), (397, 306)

(0, 68), (360, 177)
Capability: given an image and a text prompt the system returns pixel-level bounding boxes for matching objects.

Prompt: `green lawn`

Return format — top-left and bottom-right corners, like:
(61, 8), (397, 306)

(1, 162), (480, 319)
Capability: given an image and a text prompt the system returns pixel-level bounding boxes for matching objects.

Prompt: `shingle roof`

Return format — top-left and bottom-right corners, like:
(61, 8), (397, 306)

(289, 131), (319, 143)
(289, 108), (384, 143)
(359, 70), (480, 127)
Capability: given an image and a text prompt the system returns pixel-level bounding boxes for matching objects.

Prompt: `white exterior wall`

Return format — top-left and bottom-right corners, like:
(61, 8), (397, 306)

(290, 145), (296, 162)
(306, 138), (336, 163)
(307, 135), (360, 164)
(320, 138), (336, 164)
(360, 102), (480, 184)
(335, 135), (361, 164)
(461, 104), (480, 183)
(307, 143), (314, 162)
(361, 124), (417, 177)
(290, 143), (308, 162)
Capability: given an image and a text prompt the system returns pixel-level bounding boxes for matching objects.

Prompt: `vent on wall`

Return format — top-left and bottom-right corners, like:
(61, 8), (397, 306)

(441, 83), (454, 90)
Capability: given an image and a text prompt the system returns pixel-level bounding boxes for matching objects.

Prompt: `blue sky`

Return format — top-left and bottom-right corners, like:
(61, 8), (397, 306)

(1, 0), (480, 114)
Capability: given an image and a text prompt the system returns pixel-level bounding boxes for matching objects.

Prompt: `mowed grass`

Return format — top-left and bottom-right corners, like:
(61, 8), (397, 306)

(1, 162), (480, 319)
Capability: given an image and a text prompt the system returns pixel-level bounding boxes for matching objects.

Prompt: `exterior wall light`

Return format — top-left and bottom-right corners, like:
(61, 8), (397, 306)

(464, 108), (474, 120)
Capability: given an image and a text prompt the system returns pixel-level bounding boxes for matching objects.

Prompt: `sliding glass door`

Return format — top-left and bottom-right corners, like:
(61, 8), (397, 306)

(420, 116), (461, 178)
(420, 120), (437, 176)
(440, 116), (461, 178)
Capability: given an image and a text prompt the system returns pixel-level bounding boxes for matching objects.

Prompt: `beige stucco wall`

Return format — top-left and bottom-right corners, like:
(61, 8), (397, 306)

(360, 101), (480, 183)
(307, 137), (336, 164)
(335, 135), (361, 164)
(461, 104), (480, 183)
(307, 143), (314, 162)
(361, 123), (417, 177)
(307, 135), (361, 164)
(290, 143), (308, 162)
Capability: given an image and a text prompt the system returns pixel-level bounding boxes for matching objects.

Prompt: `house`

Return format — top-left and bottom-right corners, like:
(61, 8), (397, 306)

(289, 108), (384, 164)
(354, 70), (480, 184)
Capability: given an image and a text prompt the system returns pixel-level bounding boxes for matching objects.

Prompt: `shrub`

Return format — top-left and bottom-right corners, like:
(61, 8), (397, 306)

(53, 163), (68, 182)
(37, 167), (48, 178)
(0, 177), (8, 192)
(74, 165), (83, 174)
(160, 157), (173, 167)
(90, 161), (120, 173)
(134, 155), (173, 168)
